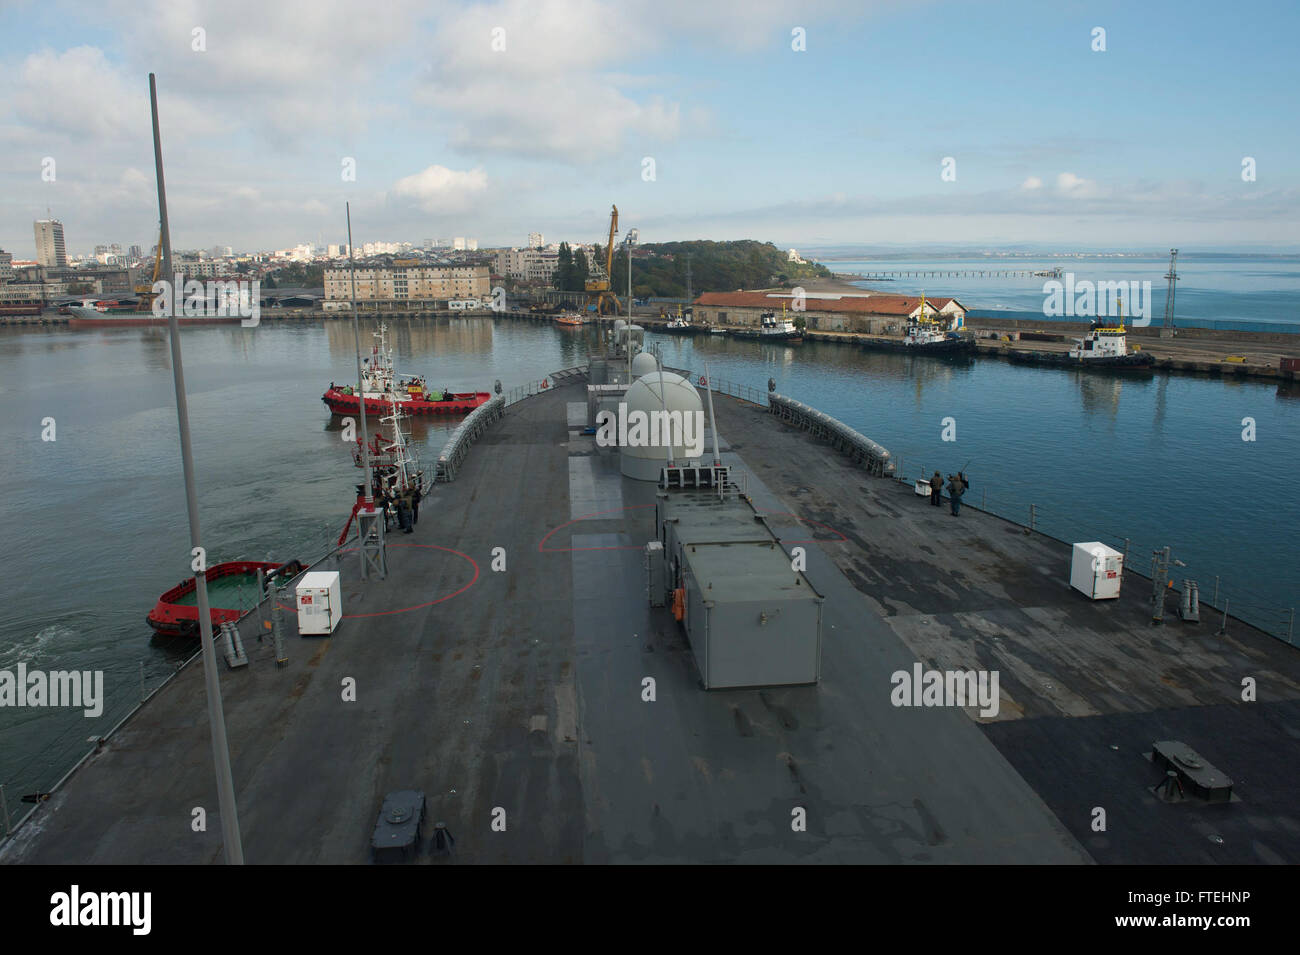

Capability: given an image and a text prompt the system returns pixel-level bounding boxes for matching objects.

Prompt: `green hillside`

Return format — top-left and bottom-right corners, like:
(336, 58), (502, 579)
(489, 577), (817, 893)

(585, 239), (832, 299)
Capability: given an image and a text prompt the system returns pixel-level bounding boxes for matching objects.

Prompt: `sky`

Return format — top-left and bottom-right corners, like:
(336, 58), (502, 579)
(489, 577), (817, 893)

(1, 0), (1297, 258)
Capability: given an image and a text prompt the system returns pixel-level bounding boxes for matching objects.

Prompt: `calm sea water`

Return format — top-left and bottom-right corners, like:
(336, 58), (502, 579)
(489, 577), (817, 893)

(1, 314), (1297, 802)
(823, 254), (1300, 331)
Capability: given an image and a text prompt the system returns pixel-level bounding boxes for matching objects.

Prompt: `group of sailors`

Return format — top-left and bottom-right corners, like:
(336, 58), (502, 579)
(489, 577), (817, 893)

(369, 466), (424, 534)
(927, 470), (970, 516)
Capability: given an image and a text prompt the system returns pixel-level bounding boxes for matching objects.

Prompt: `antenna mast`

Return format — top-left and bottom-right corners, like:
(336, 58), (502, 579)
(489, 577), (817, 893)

(1161, 248), (1179, 337)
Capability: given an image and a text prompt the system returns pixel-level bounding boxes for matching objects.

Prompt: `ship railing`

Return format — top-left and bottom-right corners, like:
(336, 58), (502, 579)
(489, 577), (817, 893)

(434, 395), (506, 482)
(694, 374), (770, 407)
(501, 366), (589, 407)
(889, 458), (1297, 647)
(764, 392), (894, 477)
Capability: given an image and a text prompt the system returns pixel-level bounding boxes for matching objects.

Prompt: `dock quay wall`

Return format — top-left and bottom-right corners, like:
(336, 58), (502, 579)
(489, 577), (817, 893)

(962, 316), (1300, 345)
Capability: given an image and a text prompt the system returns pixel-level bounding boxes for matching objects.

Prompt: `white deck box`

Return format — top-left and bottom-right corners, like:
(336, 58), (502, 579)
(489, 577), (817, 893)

(1070, 542), (1123, 600)
(296, 571), (343, 634)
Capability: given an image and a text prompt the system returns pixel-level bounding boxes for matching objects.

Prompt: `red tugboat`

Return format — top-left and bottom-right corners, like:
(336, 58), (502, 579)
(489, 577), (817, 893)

(147, 560), (303, 636)
(321, 323), (490, 415)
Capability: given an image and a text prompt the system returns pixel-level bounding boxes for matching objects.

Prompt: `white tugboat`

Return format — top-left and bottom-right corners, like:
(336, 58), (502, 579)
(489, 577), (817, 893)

(662, 305), (699, 335)
(731, 302), (803, 342)
(1008, 301), (1155, 371)
(862, 292), (975, 356)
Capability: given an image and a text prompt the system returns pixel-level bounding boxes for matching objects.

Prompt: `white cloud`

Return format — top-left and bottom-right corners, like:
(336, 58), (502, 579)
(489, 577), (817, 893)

(390, 165), (489, 212)
(1021, 176), (1043, 190)
(1055, 171), (1100, 198)
(417, 0), (874, 162)
(9, 46), (142, 141)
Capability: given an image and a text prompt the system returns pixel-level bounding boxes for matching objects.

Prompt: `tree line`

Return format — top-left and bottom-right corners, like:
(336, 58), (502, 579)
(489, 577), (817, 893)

(554, 239), (831, 299)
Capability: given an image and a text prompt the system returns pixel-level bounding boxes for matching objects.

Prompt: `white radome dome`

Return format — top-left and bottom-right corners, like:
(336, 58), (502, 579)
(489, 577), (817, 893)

(630, 351), (659, 378)
(620, 371), (705, 480)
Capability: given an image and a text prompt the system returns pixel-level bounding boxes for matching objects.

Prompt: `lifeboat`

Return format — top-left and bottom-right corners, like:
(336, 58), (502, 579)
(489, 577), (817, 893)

(146, 560), (303, 636)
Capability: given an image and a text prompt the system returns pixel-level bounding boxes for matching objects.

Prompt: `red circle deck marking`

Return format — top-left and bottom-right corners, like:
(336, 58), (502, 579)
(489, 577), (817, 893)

(276, 543), (478, 618)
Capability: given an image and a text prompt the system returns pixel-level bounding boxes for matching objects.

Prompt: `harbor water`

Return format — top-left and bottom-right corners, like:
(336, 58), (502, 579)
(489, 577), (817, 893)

(1, 314), (1297, 806)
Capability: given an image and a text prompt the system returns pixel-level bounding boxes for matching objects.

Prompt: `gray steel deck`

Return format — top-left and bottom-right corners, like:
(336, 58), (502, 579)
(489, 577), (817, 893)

(4, 380), (1295, 863)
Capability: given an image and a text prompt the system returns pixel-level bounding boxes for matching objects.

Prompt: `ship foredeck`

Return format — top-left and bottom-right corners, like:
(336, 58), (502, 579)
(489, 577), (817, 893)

(5, 379), (1298, 864)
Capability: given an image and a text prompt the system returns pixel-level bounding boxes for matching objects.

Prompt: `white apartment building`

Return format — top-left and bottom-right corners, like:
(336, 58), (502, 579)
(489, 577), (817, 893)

(495, 248), (560, 283)
(176, 259), (222, 278)
(528, 232), (544, 249)
(323, 264), (490, 303)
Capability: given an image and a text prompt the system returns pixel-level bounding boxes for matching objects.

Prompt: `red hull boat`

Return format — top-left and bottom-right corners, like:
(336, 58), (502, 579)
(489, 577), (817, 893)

(323, 322), (491, 417)
(322, 387), (490, 416)
(146, 560), (303, 636)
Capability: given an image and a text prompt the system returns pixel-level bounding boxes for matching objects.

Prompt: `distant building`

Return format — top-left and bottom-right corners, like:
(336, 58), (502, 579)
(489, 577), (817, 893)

(528, 232), (544, 249)
(76, 268), (132, 295)
(787, 249), (804, 264)
(128, 245), (143, 262)
(34, 219), (67, 268)
(465, 238), (478, 251)
(323, 264), (490, 304)
(691, 291), (967, 333)
(0, 249), (12, 282)
(452, 237), (466, 251)
(495, 247), (560, 283)
(176, 258), (224, 278)
(0, 282), (45, 306)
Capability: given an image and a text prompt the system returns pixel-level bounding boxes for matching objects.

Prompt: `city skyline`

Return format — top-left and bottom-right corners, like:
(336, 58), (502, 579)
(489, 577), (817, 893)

(1, 0), (1298, 256)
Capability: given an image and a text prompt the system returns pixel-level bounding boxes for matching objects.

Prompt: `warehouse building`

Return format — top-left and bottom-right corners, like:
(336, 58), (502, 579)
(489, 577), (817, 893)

(691, 291), (967, 335)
